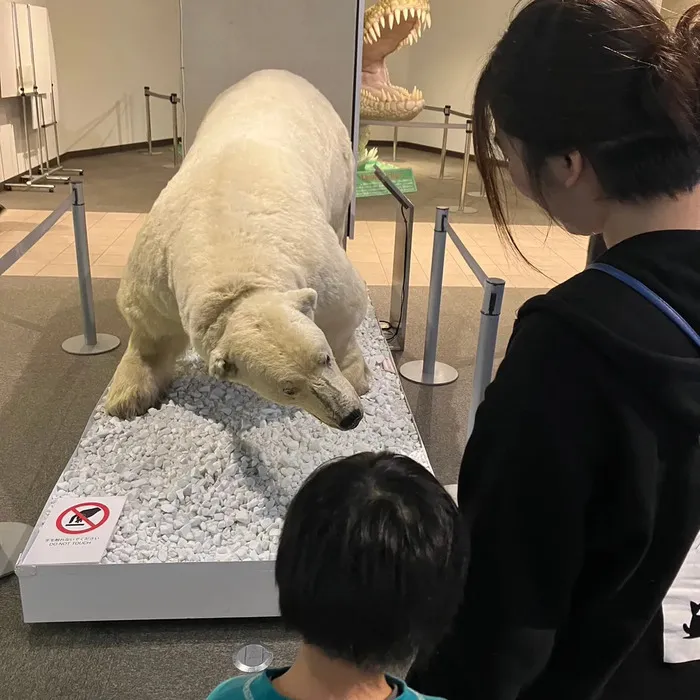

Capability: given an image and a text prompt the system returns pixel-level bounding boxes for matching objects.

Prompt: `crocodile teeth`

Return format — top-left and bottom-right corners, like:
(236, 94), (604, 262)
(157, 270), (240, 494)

(403, 8), (409, 21)
(370, 26), (378, 41)
(417, 26), (423, 38)
(373, 21), (381, 38)
(410, 7), (416, 18)
(379, 15), (385, 29)
(426, 12), (432, 29)
(388, 13), (394, 29)
(394, 9), (401, 24)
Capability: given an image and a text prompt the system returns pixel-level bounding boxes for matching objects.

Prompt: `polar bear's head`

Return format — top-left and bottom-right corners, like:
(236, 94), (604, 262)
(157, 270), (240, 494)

(206, 287), (363, 431)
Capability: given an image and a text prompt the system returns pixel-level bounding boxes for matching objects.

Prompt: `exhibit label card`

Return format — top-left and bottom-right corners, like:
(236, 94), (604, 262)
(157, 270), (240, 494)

(22, 496), (126, 566)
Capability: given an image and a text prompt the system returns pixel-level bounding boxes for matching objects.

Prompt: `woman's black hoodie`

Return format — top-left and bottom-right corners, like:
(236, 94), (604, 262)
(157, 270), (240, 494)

(408, 230), (700, 699)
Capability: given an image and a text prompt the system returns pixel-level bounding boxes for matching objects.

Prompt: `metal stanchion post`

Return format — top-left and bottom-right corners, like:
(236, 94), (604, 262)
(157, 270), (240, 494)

(467, 278), (505, 438)
(587, 234), (607, 264)
(170, 93), (179, 168)
(145, 86), (153, 155)
(400, 207), (459, 386)
(374, 165), (415, 353)
(392, 126), (398, 162)
(61, 182), (121, 356)
(451, 124), (477, 215)
(140, 87), (162, 157)
(468, 176), (487, 199)
(438, 105), (451, 179)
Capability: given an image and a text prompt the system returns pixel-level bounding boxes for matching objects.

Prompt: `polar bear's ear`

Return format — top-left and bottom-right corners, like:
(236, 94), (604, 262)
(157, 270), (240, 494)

(287, 288), (318, 318)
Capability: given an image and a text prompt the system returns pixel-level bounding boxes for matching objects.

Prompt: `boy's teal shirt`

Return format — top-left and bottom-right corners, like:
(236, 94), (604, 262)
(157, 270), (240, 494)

(208, 668), (445, 700)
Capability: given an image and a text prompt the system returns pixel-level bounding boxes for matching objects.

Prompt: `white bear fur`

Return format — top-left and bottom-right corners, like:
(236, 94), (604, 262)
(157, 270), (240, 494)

(105, 69), (370, 429)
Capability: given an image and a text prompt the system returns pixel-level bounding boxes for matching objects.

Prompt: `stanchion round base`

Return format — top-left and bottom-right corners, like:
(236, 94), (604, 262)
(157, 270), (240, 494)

(62, 333), (121, 356)
(449, 205), (478, 215)
(400, 360), (459, 386)
(234, 644), (273, 674)
(0, 522), (33, 578)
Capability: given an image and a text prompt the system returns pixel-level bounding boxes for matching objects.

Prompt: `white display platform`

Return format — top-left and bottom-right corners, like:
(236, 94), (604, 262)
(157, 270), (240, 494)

(16, 306), (431, 623)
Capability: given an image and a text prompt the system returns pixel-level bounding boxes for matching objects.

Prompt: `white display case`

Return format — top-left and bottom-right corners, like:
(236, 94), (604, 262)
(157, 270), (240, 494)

(16, 310), (431, 623)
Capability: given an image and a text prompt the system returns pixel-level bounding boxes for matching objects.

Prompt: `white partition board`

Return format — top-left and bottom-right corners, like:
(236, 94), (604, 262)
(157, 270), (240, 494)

(46, 11), (58, 123)
(180, 0), (363, 153)
(28, 5), (51, 95)
(12, 2), (32, 93)
(0, 122), (19, 180)
(0, 1), (19, 97)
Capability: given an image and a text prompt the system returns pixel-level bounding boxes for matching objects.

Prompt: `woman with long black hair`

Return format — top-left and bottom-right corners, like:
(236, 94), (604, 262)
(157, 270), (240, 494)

(407, 1), (700, 698)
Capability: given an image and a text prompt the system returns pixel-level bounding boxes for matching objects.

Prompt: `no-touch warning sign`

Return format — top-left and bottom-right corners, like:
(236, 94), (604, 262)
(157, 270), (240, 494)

(20, 496), (126, 566)
(56, 502), (111, 535)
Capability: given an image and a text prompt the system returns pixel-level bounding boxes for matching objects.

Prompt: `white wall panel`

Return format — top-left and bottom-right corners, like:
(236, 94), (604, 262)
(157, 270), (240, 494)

(39, 0), (180, 153)
(180, 0), (362, 153)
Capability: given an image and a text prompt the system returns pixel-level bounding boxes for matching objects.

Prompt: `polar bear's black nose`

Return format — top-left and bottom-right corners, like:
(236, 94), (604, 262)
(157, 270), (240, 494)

(339, 409), (363, 431)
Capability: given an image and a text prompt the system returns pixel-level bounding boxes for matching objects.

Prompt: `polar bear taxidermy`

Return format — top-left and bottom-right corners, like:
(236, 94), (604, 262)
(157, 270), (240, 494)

(105, 69), (371, 431)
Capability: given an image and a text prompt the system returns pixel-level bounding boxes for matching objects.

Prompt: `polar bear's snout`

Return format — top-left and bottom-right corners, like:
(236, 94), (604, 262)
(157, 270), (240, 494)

(339, 408), (363, 431)
(306, 369), (364, 431)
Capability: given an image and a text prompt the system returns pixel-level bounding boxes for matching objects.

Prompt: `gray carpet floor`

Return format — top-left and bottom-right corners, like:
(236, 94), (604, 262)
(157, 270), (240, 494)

(0, 276), (543, 699)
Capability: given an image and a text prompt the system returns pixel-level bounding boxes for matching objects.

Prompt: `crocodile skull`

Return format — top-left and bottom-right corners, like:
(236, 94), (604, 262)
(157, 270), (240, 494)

(361, 0), (430, 121)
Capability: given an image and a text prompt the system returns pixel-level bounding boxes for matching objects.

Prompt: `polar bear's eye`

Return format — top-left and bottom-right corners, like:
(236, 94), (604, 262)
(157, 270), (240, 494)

(283, 386), (298, 396)
(324, 354), (332, 367)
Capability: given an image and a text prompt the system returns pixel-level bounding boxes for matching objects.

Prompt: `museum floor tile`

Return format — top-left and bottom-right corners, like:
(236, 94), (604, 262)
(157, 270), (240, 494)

(0, 208), (586, 287)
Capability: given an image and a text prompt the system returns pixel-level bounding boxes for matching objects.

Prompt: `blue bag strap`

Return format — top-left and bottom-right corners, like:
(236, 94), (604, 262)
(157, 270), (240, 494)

(588, 262), (700, 349)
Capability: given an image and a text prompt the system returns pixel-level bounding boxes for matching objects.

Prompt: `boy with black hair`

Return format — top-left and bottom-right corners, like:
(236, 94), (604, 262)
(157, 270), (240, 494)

(208, 451), (466, 700)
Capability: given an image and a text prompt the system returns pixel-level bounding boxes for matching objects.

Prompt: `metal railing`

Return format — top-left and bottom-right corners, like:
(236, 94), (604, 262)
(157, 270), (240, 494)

(373, 165), (415, 352)
(361, 104), (476, 214)
(399, 206), (505, 439)
(143, 86), (182, 168)
(0, 182), (121, 357)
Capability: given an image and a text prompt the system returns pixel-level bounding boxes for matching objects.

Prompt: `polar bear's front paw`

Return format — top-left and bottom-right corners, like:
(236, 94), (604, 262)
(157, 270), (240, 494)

(104, 383), (161, 419)
(104, 354), (164, 419)
(343, 361), (371, 397)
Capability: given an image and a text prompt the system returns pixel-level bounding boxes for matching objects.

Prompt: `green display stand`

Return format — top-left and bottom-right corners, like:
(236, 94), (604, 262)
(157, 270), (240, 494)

(356, 161), (417, 199)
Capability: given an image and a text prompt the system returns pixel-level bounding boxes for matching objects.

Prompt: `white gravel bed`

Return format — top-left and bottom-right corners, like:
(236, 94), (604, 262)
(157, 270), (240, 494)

(43, 307), (430, 565)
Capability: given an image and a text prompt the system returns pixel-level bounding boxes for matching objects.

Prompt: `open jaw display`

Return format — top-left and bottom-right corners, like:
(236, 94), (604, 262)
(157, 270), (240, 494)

(15, 306), (431, 623)
(359, 0), (430, 160)
(361, 0), (429, 120)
